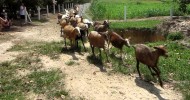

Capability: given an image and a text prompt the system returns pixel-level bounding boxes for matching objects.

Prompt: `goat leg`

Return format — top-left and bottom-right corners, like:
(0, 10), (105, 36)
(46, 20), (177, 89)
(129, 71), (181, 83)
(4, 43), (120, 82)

(64, 37), (67, 49)
(155, 66), (161, 75)
(81, 38), (86, 51)
(60, 27), (63, 37)
(86, 29), (89, 36)
(91, 45), (95, 56)
(152, 67), (163, 88)
(103, 48), (109, 62)
(148, 66), (156, 77)
(136, 60), (142, 79)
(99, 48), (102, 58)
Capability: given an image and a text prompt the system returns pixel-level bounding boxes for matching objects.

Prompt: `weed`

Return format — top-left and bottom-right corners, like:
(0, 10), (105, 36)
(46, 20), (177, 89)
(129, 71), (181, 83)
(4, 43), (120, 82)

(167, 32), (184, 41)
(65, 60), (76, 66)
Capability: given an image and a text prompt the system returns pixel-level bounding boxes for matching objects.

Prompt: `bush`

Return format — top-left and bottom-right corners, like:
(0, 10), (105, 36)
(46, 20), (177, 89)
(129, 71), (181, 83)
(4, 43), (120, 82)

(167, 32), (184, 41)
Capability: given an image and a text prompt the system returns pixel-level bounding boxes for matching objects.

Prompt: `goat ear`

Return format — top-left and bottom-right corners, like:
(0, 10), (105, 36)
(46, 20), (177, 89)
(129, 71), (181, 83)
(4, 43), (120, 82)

(154, 46), (161, 50)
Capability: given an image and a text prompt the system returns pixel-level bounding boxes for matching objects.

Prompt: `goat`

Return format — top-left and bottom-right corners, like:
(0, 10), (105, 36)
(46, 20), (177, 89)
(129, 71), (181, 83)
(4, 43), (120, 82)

(93, 21), (102, 27)
(75, 29), (86, 51)
(107, 31), (130, 58)
(83, 18), (93, 30)
(62, 25), (81, 49)
(59, 18), (70, 37)
(77, 22), (89, 36)
(88, 31), (109, 61)
(94, 20), (110, 32)
(57, 9), (69, 24)
(133, 44), (168, 87)
(69, 6), (79, 18)
(69, 17), (78, 27)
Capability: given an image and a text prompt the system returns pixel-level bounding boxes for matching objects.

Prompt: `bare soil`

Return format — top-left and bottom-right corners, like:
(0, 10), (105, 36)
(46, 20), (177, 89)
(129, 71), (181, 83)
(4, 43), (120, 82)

(0, 14), (183, 100)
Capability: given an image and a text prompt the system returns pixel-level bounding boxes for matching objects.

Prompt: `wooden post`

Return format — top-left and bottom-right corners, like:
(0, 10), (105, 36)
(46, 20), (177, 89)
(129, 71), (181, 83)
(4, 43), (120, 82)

(67, 3), (69, 9)
(25, 7), (28, 23)
(70, 3), (72, 8)
(37, 6), (41, 20)
(124, 6), (127, 21)
(53, 4), (55, 14)
(170, 6), (173, 18)
(58, 4), (60, 12)
(26, 10), (32, 22)
(47, 5), (49, 17)
(71, 3), (73, 8)
(62, 4), (64, 12)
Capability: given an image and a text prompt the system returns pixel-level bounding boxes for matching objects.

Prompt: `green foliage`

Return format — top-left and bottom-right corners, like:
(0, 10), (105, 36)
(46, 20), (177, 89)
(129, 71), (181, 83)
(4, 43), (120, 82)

(110, 20), (161, 29)
(90, 0), (183, 20)
(167, 32), (184, 41)
(90, 0), (107, 20)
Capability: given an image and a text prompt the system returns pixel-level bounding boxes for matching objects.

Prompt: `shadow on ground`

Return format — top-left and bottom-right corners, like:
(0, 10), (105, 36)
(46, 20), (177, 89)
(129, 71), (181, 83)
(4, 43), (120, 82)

(135, 77), (166, 100)
(87, 54), (107, 72)
(61, 46), (85, 60)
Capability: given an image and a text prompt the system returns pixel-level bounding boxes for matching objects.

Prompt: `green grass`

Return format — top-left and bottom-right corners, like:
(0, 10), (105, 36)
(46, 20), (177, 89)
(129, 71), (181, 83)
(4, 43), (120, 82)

(90, 0), (183, 20)
(0, 54), (69, 99)
(65, 60), (76, 66)
(27, 70), (68, 98)
(8, 41), (87, 59)
(110, 20), (162, 29)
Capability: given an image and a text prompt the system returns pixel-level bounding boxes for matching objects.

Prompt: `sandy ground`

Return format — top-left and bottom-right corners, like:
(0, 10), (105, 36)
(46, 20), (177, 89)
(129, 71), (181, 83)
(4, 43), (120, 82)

(0, 14), (183, 100)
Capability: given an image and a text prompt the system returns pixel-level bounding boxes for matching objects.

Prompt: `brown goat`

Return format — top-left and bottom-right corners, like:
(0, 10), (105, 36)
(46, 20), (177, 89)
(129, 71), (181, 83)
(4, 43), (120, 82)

(133, 44), (168, 87)
(69, 17), (78, 27)
(77, 22), (89, 36)
(93, 21), (102, 27)
(59, 18), (70, 37)
(94, 20), (110, 32)
(62, 25), (81, 48)
(108, 31), (130, 58)
(88, 31), (109, 61)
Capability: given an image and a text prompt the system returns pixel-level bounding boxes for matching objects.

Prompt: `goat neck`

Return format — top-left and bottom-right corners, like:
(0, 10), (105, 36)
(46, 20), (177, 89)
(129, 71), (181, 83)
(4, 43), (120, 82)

(151, 50), (161, 65)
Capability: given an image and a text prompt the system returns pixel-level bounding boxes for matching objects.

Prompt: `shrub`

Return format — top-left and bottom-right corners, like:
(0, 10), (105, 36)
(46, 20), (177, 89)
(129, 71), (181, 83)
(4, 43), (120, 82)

(167, 32), (184, 41)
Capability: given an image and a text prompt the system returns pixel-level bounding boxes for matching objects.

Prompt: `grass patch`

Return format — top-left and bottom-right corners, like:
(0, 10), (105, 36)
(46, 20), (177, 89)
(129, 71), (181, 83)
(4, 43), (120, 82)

(0, 54), (69, 99)
(110, 20), (161, 29)
(90, 0), (181, 20)
(9, 40), (87, 59)
(27, 70), (68, 99)
(8, 41), (64, 59)
(65, 60), (76, 66)
(0, 53), (41, 100)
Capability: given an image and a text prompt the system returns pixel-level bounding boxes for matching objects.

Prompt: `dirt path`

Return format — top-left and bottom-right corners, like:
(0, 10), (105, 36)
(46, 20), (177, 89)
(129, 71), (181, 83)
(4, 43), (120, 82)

(0, 14), (183, 100)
